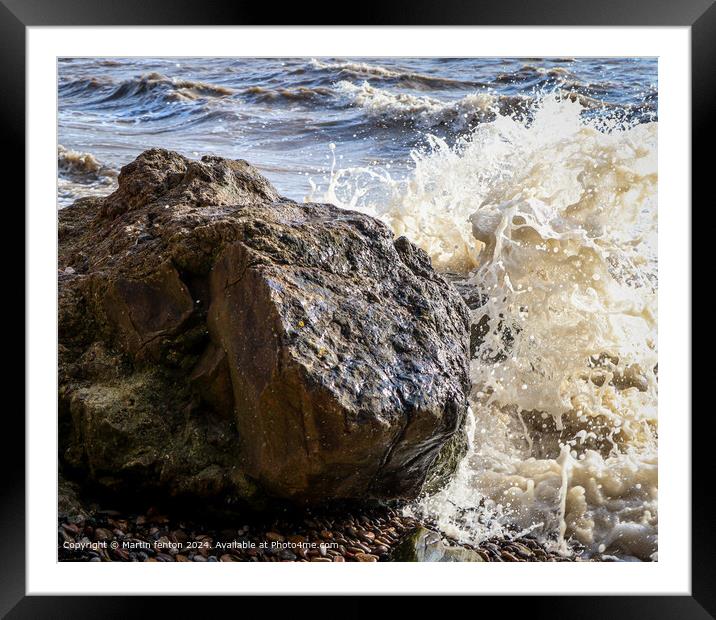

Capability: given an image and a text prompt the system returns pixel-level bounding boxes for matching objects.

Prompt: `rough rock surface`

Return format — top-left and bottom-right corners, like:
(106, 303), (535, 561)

(58, 149), (470, 504)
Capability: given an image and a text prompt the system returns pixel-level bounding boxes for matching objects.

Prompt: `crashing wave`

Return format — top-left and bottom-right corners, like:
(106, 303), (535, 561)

(58, 145), (116, 181)
(58, 145), (118, 208)
(312, 95), (658, 560)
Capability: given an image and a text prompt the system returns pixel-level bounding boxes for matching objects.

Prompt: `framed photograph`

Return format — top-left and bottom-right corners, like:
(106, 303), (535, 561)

(9, 0), (708, 613)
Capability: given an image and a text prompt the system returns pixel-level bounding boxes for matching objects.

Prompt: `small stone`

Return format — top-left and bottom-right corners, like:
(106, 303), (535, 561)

(354, 553), (379, 562)
(93, 527), (113, 542)
(507, 542), (533, 559)
(58, 529), (74, 544)
(171, 529), (189, 544)
(287, 535), (307, 545)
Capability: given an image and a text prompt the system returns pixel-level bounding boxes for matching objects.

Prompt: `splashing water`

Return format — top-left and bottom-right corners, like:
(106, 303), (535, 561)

(311, 95), (658, 560)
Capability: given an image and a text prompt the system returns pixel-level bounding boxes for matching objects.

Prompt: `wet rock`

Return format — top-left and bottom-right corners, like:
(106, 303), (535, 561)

(58, 474), (88, 521)
(58, 149), (470, 504)
(391, 527), (486, 562)
(101, 260), (194, 360)
(421, 422), (470, 495)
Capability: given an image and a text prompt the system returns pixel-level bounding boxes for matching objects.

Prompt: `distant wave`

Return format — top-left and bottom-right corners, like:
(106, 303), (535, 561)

(493, 64), (575, 85)
(492, 64), (657, 120)
(59, 72), (234, 109)
(242, 85), (335, 104)
(311, 58), (404, 78)
(311, 59), (484, 90)
(335, 80), (530, 131)
(58, 76), (115, 98)
(100, 72), (233, 103)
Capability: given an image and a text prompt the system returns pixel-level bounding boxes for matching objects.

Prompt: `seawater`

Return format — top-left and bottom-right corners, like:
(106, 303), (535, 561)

(58, 57), (658, 561)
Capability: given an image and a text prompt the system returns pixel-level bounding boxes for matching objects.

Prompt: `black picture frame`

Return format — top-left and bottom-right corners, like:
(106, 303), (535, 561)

(5, 0), (708, 615)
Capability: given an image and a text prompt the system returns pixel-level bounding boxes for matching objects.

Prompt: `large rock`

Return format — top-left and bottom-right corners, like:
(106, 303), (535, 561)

(58, 149), (470, 504)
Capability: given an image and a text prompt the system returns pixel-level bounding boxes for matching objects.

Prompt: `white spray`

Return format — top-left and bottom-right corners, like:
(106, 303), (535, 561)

(312, 95), (658, 560)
